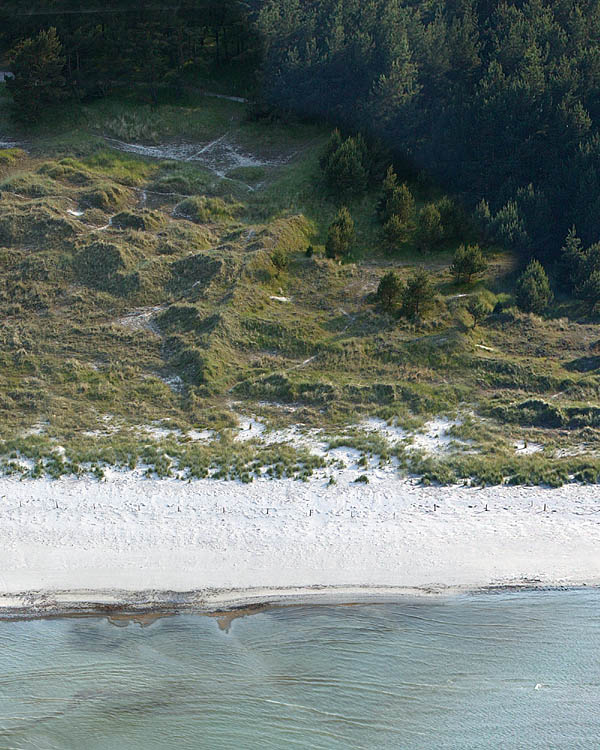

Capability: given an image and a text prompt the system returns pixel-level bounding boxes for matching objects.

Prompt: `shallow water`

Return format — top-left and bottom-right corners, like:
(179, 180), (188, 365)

(0, 590), (598, 749)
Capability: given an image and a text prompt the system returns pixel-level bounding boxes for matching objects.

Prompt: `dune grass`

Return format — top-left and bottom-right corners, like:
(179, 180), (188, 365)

(0, 92), (599, 482)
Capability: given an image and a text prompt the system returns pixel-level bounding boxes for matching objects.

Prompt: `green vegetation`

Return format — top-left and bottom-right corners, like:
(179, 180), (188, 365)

(258, 0), (600, 262)
(0, 91), (598, 485)
(515, 260), (553, 314)
(451, 245), (487, 285)
(2, 6), (600, 485)
(325, 207), (355, 259)
(377, 271), (402, 312)
(6, 28), (67, 121)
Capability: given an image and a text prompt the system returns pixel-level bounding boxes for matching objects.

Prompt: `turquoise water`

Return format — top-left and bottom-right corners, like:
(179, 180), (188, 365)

(0, 590), (598, 749)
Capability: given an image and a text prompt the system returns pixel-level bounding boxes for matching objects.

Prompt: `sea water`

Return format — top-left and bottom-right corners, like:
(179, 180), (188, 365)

(0, 590), (598, 749)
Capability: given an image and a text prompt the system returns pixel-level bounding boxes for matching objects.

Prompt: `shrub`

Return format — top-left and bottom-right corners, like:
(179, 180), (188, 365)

(379, 171), (415, 225)
(466, 293), (494, 324)
(0, 173), (58, 198)
(80, 184), (131, 211)
(377, 165), (398, 219)
(111, 210), (165, 232)
(556, 226), (584, 292)
(577, 270), (600, 312)
(515, 260), (553, 313)
(0, 148), (26, 168)
(7, 28), (68, 121)
(74, 240), (138, 295)
(320, 129), (343, 171)
(491, 200), (529, 249)
(436, 196), (467, 240)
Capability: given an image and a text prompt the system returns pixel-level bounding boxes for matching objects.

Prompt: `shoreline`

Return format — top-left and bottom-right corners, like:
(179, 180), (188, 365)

(1, 581), (598, 621)
(0, 472), (599, 618)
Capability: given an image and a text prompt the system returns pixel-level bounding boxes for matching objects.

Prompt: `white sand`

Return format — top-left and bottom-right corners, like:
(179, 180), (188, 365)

(0, 471), (598, 613)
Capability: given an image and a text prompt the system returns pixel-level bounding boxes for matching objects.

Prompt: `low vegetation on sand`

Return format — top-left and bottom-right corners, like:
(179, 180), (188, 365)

(1, 88), (600, 486)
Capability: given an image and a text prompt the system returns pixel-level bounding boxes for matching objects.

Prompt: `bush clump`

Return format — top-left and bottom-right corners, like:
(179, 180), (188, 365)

(38, 159), (93, 186)
(74, 239), (139, 295)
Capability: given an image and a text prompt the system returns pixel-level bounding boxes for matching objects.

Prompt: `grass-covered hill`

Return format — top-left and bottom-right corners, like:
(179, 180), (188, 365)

(2, 89), (600, 486)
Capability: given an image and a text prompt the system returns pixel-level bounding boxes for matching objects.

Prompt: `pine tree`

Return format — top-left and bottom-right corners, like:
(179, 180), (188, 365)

(377, 271), (403, 311)
(416, 204), (444, 251)
(325, 207), (355, 259)
(558, 226), (585, 292)
(324, 136), (368, 195)
(384, 214), (410, 248)
(386, 184), (415, 225)
(577, 270), (600, 312)
(377, 165), (398, 219)
(401, 269), (436, 318)
(320, 128), (343, 171)
(451, 244), (487, 284)
(7, 27), (68, 121)
(515, 260), (553, 313)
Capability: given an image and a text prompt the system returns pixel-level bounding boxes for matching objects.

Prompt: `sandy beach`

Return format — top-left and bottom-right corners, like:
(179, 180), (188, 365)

(0, 469), (598, 615)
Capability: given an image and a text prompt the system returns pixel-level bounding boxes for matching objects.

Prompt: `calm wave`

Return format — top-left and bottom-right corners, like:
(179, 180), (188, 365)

(0, 590), (598, 748)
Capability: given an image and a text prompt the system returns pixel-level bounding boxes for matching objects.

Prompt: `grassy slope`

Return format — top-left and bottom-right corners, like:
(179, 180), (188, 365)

(1, 87), (600, 485)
